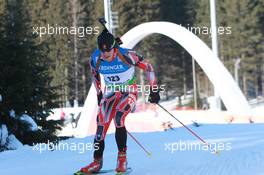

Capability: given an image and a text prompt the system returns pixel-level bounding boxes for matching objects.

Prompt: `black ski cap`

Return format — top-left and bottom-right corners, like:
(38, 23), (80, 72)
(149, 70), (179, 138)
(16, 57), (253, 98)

(97, 29), (117, 52)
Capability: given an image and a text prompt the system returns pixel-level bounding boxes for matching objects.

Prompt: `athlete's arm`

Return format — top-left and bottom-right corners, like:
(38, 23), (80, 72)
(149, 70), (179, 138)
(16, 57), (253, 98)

(124, 51), (157, 87)
(89, 58), (102, 95)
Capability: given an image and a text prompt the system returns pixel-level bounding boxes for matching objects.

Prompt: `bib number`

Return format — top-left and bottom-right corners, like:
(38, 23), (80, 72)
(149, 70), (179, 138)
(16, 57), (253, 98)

(106, 75), (120, 82)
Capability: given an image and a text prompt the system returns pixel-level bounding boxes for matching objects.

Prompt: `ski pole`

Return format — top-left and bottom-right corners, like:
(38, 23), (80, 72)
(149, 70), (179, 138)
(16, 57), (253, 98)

(156, 103), (219, 155)
(127, 130), (152, 157)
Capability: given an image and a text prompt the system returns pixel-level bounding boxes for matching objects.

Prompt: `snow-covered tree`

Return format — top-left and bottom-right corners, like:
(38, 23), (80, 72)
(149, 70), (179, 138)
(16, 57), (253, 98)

(0, 0), (62, 147)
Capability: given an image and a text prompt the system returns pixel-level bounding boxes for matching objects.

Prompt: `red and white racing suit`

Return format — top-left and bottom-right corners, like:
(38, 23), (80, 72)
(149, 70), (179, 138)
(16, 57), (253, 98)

(89, 47), (157, 158)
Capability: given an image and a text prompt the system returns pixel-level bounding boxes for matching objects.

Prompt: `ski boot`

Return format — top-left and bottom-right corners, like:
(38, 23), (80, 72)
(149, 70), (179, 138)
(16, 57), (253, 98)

(80, 158), (103, 174)
(115, 150), (127, 173)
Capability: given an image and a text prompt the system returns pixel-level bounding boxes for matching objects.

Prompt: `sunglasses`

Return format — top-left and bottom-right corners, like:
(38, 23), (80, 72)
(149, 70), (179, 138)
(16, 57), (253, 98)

(100, 47), (113, 53)
(98, 40), (116, 53)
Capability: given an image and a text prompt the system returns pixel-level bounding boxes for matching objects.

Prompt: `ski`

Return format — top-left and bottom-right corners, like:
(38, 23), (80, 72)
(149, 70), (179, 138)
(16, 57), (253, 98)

(74, 167), (132, 175)
(115, 167), (133, 175)
(74, 169), (115, 175)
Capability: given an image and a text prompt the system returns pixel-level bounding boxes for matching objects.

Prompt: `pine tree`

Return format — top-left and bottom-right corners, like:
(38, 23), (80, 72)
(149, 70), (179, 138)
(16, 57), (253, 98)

(26, 0), (99, 107)
(158, 0), (195, 99)
(193, 0), (214, 98)
(194, 0), (263, 99)
(0, 0), (61, 145)
(220, 0), (263, 98)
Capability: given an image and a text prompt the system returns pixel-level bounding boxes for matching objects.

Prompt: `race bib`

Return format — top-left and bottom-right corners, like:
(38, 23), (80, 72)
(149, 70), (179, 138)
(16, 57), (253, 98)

(103, 67), (135, 85)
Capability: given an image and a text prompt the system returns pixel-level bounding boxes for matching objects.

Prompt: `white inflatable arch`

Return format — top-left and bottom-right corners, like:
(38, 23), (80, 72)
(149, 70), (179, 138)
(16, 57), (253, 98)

(76, 22), (251, 137)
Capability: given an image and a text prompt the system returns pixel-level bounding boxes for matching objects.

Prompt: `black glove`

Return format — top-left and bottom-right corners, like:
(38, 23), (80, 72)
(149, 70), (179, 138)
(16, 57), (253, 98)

(97, 92), (103, 106)
(148, 89), (160, 104)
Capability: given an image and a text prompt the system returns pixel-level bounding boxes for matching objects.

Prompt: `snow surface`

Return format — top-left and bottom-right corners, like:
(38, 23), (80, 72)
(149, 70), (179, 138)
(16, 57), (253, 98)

(0, 124), (264, 175)
(50, 98), (264, 137)
(57, 106), (263, 137)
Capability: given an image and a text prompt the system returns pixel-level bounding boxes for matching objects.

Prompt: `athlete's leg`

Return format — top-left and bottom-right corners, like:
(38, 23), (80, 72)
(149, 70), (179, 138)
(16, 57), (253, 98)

(93, 92), (122, 158)
(114, 91), (138, 172)
(81, 92), (123, 173)
(114, 91), (138, 151)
